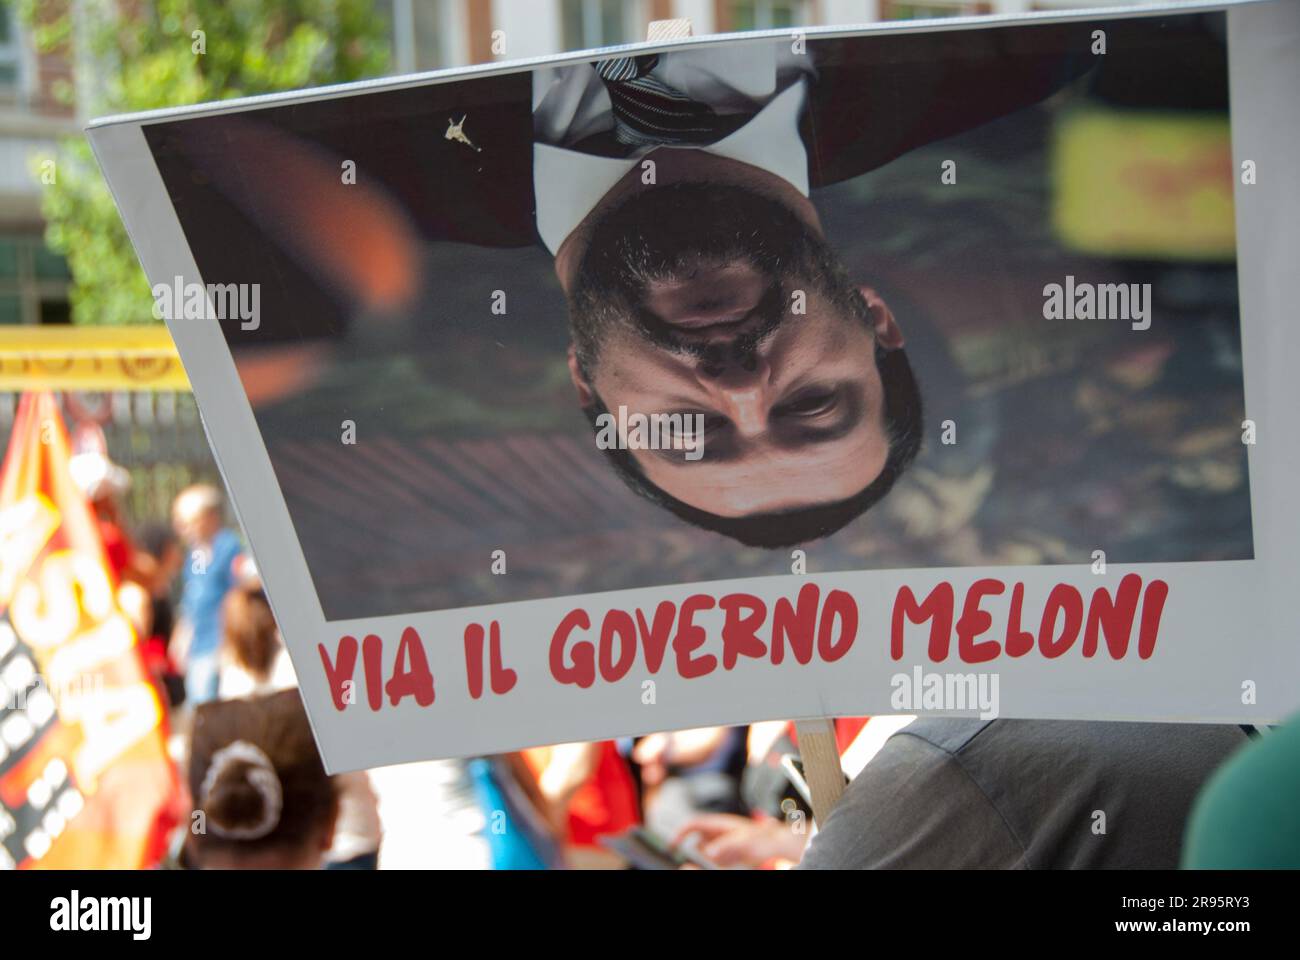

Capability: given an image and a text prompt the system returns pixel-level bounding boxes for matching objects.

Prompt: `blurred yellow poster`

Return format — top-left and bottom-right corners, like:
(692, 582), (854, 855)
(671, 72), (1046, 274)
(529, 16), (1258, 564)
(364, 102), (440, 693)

(1053, 109), (1235, 261)
(0, 392), (177, 868)
(0, 327), (188, 392)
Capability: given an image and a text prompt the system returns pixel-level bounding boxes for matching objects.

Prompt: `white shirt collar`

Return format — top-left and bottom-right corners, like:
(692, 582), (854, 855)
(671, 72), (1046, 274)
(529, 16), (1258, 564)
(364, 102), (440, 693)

(533, 78), (810, 255)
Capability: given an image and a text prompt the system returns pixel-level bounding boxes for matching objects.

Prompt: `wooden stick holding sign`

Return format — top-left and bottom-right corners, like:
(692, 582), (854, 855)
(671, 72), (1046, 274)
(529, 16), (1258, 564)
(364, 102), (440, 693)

(794, 718), (846, 828)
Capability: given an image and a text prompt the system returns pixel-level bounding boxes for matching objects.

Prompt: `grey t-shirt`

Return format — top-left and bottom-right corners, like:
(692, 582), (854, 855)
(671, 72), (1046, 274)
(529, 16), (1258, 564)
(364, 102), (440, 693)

(798, 718), (1249, 869)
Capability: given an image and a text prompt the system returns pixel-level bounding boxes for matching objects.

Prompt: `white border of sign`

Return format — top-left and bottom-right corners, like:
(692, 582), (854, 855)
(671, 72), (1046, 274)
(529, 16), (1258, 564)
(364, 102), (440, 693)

(88, 0), (1300, 773)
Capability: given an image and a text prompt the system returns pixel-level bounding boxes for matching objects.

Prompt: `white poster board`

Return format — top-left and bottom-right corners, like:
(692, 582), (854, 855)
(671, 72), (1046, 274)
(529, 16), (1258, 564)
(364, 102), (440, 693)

(89, 0), (1300, 773)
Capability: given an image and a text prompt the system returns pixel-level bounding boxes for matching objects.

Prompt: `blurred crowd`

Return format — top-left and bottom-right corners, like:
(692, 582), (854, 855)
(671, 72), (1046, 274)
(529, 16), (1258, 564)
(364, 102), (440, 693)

(73, 446), (840, 869)
(73, 446), (1298, 871)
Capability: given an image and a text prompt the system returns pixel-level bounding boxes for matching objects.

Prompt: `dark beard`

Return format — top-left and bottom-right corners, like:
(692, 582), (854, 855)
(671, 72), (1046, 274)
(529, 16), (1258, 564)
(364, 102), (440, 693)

(567, 181), (864, 377)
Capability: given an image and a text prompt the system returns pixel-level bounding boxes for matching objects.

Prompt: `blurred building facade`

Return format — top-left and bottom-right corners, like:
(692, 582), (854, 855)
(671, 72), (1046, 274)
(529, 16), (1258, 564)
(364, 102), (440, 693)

(0, 0), (75, 327)
(0, 3), (211, 517)
(382, 0), (1140, 69)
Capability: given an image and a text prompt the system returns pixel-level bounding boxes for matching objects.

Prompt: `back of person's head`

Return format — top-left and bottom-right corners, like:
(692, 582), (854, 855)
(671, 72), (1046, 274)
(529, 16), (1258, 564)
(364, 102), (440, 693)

(222, 580), (280, 680)
(174, 483), (223, 519)
(187, 689), (336, 869)
(172, 484), (225, 546)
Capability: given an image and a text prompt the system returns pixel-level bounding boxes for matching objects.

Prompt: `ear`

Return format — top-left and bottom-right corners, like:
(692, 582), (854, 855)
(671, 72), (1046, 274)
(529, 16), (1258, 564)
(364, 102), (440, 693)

(858, 285), (904, 351)
(567, 344), (595, 408)
(554, 232), (583, 294)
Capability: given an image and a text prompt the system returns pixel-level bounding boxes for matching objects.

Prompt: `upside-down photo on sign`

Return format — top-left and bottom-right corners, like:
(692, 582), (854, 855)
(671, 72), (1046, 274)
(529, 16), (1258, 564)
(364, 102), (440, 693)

(88, 1), (1300, 772)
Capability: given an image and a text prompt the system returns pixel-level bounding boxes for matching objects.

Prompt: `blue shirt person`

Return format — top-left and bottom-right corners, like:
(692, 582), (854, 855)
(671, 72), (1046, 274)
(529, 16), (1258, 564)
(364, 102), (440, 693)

(172, 485), (243, 704)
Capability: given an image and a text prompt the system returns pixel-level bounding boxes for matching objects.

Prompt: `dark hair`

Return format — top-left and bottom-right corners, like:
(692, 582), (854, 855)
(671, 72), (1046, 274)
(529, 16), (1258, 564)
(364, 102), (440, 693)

(137, 522), (178, 560)
(187, 689), (336, 863)
(584, 341), (923, 548)
(222, 584), (280, 679)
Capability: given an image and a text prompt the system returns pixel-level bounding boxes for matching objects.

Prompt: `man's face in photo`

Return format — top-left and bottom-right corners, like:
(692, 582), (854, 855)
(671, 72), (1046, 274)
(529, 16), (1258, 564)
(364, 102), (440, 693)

(567, 182), (915, 529)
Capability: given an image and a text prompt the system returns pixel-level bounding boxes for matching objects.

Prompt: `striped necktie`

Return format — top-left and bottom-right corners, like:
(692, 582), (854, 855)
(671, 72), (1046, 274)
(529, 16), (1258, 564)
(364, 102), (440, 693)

(593, 54), (744, 149)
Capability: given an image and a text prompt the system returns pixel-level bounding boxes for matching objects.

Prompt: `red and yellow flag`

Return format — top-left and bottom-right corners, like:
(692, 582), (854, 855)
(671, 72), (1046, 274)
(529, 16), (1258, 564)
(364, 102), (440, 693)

(0, 391), (177, 868)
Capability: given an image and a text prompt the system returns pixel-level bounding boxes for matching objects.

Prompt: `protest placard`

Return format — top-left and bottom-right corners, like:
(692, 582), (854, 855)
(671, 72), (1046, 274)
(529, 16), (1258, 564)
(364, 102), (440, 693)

(0, 393), (176, 866)
(88, 0), (1300, 772)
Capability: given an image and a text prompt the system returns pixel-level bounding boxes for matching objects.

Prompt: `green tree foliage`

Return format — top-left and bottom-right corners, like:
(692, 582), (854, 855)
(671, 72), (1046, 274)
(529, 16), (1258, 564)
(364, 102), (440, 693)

(18, 0), (390, 324)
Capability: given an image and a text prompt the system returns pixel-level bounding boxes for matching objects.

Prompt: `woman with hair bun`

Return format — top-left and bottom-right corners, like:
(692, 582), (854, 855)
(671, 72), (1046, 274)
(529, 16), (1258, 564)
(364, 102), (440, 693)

(187, 689), (338, 869)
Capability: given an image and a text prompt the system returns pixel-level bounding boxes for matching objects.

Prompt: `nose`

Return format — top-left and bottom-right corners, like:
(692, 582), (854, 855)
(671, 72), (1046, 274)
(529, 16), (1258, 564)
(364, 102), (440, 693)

(700, 353), (772, 438)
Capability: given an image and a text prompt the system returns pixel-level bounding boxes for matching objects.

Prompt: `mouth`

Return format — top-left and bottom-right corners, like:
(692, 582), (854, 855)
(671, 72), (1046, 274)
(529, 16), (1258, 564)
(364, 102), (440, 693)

(643, 261), (767, 333)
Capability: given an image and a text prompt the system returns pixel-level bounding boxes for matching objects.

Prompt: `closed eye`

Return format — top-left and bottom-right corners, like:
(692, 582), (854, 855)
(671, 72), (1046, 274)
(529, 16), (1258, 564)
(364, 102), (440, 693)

(775, 387), (839, 419)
